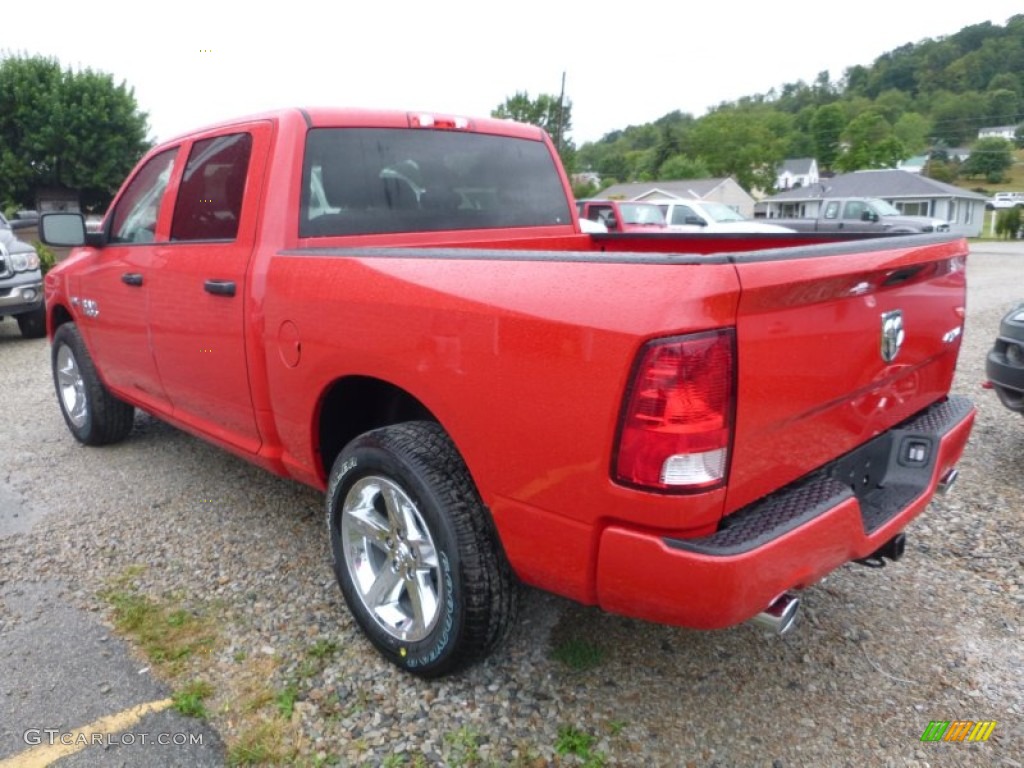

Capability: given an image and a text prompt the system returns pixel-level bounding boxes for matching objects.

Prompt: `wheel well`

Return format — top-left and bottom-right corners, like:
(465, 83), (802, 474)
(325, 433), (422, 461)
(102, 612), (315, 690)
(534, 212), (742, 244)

(50, 303), (74, 331)
(317, 376), (436, 479)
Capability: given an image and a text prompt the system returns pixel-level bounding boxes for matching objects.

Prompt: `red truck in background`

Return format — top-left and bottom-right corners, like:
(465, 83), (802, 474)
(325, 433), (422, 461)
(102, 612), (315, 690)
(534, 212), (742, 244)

(576, 198), (668, 232)
(40, 108), (975, 677)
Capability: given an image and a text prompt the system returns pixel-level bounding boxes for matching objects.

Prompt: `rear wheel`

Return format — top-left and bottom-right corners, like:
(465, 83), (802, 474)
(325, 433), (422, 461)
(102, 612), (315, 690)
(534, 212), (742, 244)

(326, 421), (517, 677)
(51, 323), (135, 445)
(17, 306), (46, 339)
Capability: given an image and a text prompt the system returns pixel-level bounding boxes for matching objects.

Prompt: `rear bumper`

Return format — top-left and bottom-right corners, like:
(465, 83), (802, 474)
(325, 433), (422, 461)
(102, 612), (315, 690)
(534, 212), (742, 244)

(595, 396), (975, 630)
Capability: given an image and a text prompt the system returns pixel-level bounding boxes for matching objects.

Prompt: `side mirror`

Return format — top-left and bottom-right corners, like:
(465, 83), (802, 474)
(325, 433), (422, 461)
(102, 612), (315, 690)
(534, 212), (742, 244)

(40, 213), (87, 246)
(861, 210), (878, 222)
(685, 216), (707, 226)
(40, 213), (106, 247)
(605, 215), (619, 230)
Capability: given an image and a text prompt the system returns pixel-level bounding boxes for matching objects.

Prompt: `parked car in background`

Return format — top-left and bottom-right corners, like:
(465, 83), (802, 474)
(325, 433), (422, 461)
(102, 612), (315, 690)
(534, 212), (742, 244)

(985, 193), (1024, 210)
(8, 210), (40, 231)
(576, 199), (668, 233)
(768, 197), (949, 234)
(0, 212), (46, 338)
(656, 200), (795, 233)
(985, 302), (1024, 415)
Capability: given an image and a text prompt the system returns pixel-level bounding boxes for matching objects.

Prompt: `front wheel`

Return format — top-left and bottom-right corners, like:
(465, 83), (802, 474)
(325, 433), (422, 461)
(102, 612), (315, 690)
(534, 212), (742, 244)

(51, 323), (135, 445)
(326, 421), (517, 677)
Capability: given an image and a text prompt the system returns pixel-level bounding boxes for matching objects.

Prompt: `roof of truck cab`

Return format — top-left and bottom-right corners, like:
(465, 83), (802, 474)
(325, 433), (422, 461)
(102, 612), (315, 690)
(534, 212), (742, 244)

(160, 107), (547, 144)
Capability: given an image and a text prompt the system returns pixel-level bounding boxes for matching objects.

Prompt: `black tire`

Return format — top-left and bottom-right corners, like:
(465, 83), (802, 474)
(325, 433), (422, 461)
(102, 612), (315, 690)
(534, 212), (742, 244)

(51, 323), (135, 445)
(16, 305), (46, 339)
(326, 421), (517, 677)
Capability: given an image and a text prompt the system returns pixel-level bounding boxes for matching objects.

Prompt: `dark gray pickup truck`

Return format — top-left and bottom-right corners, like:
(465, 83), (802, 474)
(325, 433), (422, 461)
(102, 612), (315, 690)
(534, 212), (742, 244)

(0, 212), (46, 338)
(769, 197), (950, 234)
(986, 303), (1024, 415)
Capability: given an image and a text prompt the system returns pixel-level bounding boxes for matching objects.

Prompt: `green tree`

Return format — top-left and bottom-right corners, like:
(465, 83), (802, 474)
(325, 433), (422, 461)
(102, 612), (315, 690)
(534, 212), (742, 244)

(810, 104), (845, 171)
(658, 154), (711, 180)
(834, 111), (907, 172)
(689, 107), (790, 191)
(960, 136), (1014, 182)
(893, 112), (932, 154)
(0, 54), (151, 212)
(492, 91), (574, 169)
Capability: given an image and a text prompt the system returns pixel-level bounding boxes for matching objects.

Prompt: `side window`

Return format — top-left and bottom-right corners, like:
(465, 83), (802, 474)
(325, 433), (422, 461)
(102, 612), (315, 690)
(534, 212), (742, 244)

(673, 205), (696, 224)
(844, 201), (865, 220)
(109, 149), (178, 244)
(171, 133), (253, 241)
(823, 201), (840, 220)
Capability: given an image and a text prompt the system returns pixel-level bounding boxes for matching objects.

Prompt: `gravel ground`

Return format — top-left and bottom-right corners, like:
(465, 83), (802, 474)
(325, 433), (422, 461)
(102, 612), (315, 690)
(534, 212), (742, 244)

(0, 244), (1021, 767)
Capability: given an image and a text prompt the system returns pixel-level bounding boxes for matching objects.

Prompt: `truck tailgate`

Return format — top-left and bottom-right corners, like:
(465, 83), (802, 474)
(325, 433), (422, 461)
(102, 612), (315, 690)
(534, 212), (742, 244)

(724, 235), (968, 515)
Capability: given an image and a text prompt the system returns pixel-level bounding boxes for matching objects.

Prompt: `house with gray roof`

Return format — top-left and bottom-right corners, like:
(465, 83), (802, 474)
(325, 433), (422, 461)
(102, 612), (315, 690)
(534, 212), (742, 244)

(757, 169), (987, 237)
(775, 158), (819, 190)
(596, 178), (757, 217)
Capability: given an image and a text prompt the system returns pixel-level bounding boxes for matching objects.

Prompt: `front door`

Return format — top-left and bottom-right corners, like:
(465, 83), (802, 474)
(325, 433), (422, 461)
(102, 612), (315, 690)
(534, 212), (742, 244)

(74, 147), (180, 413)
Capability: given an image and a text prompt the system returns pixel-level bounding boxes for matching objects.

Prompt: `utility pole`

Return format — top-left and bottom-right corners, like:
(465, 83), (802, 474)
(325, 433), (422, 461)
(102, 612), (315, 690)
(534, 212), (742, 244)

(554, 71), (566, 154)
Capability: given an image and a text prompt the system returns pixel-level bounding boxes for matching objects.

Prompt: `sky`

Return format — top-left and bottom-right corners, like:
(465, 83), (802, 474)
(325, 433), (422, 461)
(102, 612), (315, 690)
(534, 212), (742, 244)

(6, 2), (1018, 146)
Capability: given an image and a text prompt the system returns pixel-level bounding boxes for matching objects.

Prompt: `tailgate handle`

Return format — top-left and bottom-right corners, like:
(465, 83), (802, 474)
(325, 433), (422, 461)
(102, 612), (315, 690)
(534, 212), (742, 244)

(883, 266), (924, 287)
(204, 279), (236, 297)
(121, 272), (143, 287)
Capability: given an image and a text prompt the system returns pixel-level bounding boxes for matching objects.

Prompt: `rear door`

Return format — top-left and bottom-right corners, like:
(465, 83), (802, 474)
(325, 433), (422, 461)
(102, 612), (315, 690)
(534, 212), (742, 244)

(146, 121), (273, 453)
(724, 236), (968, 514)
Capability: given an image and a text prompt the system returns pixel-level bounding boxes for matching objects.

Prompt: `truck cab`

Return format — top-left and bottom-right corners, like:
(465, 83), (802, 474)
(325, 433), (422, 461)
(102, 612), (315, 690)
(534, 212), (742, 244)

(820, 198), (949, 233)
(656, 200), (794, 233)
(0, 212), (46, 338)
(576, 199), (667, 232)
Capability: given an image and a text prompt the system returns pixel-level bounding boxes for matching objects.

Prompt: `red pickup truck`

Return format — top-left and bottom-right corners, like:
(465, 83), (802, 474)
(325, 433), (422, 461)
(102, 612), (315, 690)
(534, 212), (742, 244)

(40, 108), (975, 677)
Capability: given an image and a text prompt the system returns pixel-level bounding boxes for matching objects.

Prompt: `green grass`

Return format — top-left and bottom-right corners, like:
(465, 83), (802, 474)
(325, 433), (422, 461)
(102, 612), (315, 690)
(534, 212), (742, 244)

(550, 637), (606, 671)
(555, 725), (607, 767)
(173, 679), (214, 718)
(100, 574), (218, 674)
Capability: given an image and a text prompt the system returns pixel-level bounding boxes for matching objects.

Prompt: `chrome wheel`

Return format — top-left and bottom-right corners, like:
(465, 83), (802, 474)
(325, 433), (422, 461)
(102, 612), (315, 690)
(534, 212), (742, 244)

(56, 343), (88, 429)
(341, 475), (441, 642)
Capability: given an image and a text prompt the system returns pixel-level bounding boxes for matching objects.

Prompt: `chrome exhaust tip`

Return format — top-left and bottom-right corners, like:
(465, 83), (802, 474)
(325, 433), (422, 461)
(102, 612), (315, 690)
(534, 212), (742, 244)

(937, 467), (959, 496)
(751, 592), (800, 635)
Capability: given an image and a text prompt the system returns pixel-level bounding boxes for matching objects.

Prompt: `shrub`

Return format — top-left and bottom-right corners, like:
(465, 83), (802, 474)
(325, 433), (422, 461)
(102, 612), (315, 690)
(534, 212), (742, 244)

(995, 207), (1021, 239)
(33, 241), (57, 274)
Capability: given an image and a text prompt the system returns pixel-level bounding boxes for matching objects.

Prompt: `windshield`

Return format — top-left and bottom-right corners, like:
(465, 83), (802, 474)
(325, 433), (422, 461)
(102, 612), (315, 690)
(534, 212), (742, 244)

(301, 128), (572, 236)
(619, 203), (666, 226)
(866, 198), (902, 216)
(701, 202), (746, 223)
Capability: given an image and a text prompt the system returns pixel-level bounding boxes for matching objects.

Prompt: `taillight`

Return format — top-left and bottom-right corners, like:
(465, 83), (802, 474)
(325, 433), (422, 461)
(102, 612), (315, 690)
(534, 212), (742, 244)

(614, 329), (735, 492)
(408, 113), (470, 130)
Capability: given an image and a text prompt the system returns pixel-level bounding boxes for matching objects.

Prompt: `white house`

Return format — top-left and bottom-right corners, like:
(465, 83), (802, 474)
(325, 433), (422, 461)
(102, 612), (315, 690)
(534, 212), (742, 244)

(596, 178), (757, 217)
(978, 125), (1017, 141)
(776, 158), (819, 190)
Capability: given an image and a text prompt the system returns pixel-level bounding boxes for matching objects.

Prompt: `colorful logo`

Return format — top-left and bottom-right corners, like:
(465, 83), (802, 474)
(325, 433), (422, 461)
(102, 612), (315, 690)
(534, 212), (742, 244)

(920, 720), (996, 742)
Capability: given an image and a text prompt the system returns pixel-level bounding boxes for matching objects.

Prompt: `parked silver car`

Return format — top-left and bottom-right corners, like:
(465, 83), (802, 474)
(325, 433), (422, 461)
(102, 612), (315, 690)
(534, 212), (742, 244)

(0, 212), (45, 338)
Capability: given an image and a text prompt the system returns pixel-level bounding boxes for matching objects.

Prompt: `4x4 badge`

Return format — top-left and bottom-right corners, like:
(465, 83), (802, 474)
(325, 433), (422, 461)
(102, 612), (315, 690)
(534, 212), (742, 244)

(881, 309), (905, 362)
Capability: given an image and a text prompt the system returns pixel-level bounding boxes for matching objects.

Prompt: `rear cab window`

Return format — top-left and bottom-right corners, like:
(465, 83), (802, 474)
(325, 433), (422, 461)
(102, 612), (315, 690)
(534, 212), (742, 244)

(300, 128), (572, 237)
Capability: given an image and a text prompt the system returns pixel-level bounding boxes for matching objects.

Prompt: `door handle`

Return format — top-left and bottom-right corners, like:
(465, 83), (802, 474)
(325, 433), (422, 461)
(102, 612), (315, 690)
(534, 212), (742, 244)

(204, 279), (236, 297)
(121, 272), (143, 286)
